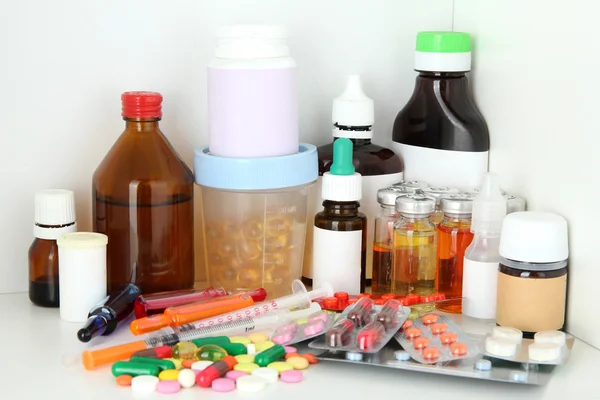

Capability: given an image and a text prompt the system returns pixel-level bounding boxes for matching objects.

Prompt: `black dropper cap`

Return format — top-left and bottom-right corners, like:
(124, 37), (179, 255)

(77, 315), (109, 343)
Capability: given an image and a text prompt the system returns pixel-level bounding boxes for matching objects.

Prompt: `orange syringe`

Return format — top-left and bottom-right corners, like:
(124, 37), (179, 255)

(130, 291), (265, 335)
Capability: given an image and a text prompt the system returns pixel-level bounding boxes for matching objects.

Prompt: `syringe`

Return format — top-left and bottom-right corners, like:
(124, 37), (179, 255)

(164, 280), (333, 334)
(81, 302), (322, 370)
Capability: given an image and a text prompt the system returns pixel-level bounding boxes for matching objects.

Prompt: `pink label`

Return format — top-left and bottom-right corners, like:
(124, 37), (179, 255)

(208, 67), (298, 158)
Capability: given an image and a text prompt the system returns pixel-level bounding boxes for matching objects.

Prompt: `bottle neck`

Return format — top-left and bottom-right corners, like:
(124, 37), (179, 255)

(322, 200), (361, 216)
(124, 117), (161, 132)
(333, 136), (371, 146)
(379, 205), (398, 216)
(400, 213), (431, 221)
(414, 71), (469, 96)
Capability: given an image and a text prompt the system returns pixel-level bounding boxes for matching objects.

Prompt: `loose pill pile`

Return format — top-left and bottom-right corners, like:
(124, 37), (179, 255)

(111, 334), (318, 395)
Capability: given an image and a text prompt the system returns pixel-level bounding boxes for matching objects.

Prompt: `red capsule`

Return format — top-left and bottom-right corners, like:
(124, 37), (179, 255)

(357, 321), (385, 350)
(196, 356), (237, 388)
(326, 319), (354, 347)
(347, 297), (373, 328)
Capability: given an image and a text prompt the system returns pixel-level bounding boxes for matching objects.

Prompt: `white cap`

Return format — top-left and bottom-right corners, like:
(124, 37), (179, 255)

(322, 172), (362, 201)
(215, 25), (289, 59)
(499, 212), (569, 263)
(34, 189), (77, 240)
(332, 75), (374, 139)
(471, 173), (507, 234)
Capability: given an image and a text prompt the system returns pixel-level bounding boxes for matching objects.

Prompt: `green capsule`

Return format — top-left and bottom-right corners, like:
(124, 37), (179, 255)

(254, 345), (285, 367)
(112, 361), (160, 377)
(220, 343), (247, 356)
(129, 356), (176, 371)
(191, 336), (231, 347)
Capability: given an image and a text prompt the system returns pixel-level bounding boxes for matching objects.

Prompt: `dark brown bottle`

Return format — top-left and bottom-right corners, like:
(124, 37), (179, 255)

(29, 189), (77, 307)
(93, 92), (194, 294)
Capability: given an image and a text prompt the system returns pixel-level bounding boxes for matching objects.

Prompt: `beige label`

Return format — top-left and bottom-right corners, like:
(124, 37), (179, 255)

(496, 271), (567, 332)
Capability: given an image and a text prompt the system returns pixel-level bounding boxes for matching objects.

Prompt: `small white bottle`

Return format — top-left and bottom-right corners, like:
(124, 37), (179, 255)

(462, 173), (507, 319)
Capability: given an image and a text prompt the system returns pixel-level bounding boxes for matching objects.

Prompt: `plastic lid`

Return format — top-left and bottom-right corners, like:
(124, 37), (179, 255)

(471, 173), (507, 234)
(35, 189), (76, 226)
(321, 138), (362, 201)
(214, 25), (290, 59)
(499, 212), (569, 263)
(395, 194), (436, 215)
(414, 31), (472, 72)
(377, 188), (404, 206)
(416, 32), (471, 53)
(122, 92), (162, 119)
(441, 194), (475, 214)
(332, 75), (374, 138)
(194, 143), (317, 190)
(57, 232), (108, 249)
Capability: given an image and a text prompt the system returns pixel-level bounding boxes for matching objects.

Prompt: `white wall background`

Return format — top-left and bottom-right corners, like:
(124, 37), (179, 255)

(454, 0), (600, 348)
(0, 0), (453, 292)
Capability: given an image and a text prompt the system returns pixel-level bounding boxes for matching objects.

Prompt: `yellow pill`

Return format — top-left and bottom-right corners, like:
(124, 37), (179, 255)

(230, 336), (251, 345)
(296, 318), (308, 325)
(164, 358), (182, 370)
(286, 356), (309, 370)
(234, 363), (260, 373)
(255, 341), (275, 352)
(248, 333), (269, 344)
(235, 354), (255, 364)
(267, 361), (293, 374)
(158, 369), (179, 380)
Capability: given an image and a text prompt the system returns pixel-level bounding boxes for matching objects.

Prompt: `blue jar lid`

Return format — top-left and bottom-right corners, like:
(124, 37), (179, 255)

(194, 143), (318, 190)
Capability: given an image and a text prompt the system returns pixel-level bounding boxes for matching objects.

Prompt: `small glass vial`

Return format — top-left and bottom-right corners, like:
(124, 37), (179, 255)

(389, 180), (429, 192)
(436, 194), (474, 314)
(372, 188), (402, 295)
(29, 190), (77, 307)
(392, 194), (436, 297)
(421, 186), (460, 225)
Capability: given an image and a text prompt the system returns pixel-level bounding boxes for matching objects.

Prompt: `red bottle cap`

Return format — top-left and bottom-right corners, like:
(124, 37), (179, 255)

(121, 91), (163, 119)
(334, 292), (349, 308)
(323, 297), (340, 309)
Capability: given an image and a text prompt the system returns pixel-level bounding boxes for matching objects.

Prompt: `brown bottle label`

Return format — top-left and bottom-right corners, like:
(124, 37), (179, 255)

(496, 271), (567, 332)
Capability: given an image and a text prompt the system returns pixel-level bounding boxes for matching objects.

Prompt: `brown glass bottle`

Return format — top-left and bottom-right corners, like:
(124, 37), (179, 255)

(29, 189), (77, 307)
(93, 92), (194, 294)
(314, 201), (367, 292)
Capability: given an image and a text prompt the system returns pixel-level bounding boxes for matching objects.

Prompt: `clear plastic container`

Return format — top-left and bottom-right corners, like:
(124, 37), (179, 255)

(195, 144), (317, 299)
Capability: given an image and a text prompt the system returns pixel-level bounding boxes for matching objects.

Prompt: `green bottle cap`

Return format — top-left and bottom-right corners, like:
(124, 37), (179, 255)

(416, 32), (471, 53)
(329, 138), (355, 176)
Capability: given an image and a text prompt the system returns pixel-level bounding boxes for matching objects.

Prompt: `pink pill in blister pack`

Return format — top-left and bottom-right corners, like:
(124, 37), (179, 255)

(271, 310), (336, 346)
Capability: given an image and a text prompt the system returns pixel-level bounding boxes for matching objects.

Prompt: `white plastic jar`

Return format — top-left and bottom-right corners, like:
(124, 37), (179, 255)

(57, 232), (108, 322)
(208, 25), (298, 158)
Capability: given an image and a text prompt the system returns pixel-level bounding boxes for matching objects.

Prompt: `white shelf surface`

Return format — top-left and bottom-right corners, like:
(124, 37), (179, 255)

(2, 292), (597, 399)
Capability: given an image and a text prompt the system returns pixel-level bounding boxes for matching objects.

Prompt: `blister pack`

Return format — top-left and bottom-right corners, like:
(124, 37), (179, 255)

(270, 309), (337, 346)
(394, 313), (477, 364)
(308, 297), (410, 354)
(315, 291), (448, 311)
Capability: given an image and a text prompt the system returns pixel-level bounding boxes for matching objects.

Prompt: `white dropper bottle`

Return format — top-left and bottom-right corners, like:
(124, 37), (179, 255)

(462, 173), (507, 319)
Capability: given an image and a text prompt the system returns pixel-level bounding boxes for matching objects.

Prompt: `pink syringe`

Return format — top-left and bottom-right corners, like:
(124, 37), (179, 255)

(159, 280), (333, 334)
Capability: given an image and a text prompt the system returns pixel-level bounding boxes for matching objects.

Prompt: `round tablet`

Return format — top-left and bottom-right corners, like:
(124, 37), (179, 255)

(302, 353), (319, 364)
(284, 346), (297, 354)
(116, 375), (132, 386)
(230, 336), (251, 345)
(402, 320), (413, 330)
(440, 332), (458, 345)
(450, 342), (468, 356)
(252, 367), (279, 383)
(405, 327), (422, 339)
(485, 336), (517, 357)
(235, 354), (255, 364)
(255, 341), (275, 352)
(191, 361), (213, 371)
(430, 323), (448, 335)
(534, 331), (566, 347)
(413, 337), (430, 350)
(422, 314), (439, 325)
(156, 380), (181, 394)
(158, 369), (178, 381)
(212, 378), (235, 392)
(422, 347), (441, 361)
(234, 363), (260, 373)
(346, 351), (363, 361)
(285, 352), (300, 360)
(267, 361), (293, 374)
(177, 369), (196, 388)
(510, 370), (527, 383)
(281, 370), (303, 383)
(246, 343), (257, 356)
(286, 356), (309, 370)
(225, 370), (247, 381)
(237, 375), (267, 393)
(181, 359), (195, 369)
(131, 375), (159, 395)
(249, 332), (270, 343)
(528, 342), (561, 361)
(272, 332), (293, 345)
(394, 350), (411, 361)
(492, 326), (523, 345)
(475, 359), (492, 371)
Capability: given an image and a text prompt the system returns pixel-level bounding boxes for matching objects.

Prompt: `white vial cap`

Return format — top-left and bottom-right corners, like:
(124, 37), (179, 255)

(215, 25), (289, 59)
(471, 173), (507, 234)
(332, 75), (374, 139)
(35, 189), (76, 226)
